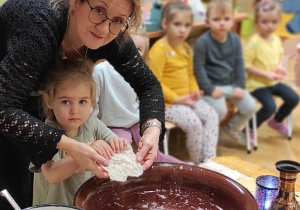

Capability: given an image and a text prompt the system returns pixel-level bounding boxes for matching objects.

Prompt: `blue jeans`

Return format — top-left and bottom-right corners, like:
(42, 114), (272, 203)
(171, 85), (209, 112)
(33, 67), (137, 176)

(250, 83), (299, 128)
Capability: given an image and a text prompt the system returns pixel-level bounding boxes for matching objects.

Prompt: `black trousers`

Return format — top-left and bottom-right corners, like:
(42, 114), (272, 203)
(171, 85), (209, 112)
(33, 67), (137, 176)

(0, 136), (33, 209)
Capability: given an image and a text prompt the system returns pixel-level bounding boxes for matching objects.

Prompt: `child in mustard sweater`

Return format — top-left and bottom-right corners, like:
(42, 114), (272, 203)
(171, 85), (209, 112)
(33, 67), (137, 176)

(149, 2), (219, 164)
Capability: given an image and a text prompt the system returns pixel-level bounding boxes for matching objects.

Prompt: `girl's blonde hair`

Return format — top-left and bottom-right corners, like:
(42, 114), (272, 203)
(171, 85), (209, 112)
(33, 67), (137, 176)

(253, 0), (281, 23)
(49, 0), (142, 44)
(206, 0), (233, 18)
(128, 26), (150, 63)
(162, 1), (193, 22)
(40, 58), (96, 121)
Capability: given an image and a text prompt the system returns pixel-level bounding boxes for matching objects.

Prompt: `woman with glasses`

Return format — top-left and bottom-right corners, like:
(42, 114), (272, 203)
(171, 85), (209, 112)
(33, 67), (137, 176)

(0, 0), (164, 208)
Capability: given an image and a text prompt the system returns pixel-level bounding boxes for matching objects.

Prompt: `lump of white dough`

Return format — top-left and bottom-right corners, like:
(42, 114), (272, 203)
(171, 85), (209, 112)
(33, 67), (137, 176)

(103, 145), (144, 182)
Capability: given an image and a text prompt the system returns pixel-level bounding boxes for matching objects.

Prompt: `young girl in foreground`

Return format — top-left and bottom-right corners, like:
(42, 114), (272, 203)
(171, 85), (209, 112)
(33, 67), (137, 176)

(31, 59), (127, 205)
(244, 0), (299, 136)
(93, 27), (186, 164)
(148, 2), (219, 164)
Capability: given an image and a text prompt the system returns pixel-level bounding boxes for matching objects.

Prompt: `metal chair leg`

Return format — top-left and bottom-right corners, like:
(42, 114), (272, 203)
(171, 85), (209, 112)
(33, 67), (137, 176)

(252, 113), (258, 150)
(287, 114), (292, 140)
(246, 112), (258, 153)
(246, 122), (251, 154)
(163, 129), (170, 155)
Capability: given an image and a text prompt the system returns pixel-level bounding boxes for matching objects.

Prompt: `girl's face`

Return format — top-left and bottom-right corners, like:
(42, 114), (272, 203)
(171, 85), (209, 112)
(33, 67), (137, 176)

(162, 11), (193, 46)
(45, 80), (92, 136)
(256, 10), (280, 38)
(131, 34), (146, 58)
(71, 0), (133, 49)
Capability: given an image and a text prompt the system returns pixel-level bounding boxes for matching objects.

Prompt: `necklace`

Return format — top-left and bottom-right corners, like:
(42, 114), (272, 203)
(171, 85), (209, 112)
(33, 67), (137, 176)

(63, 27), (88, 60)
(71, 45), (88, 60)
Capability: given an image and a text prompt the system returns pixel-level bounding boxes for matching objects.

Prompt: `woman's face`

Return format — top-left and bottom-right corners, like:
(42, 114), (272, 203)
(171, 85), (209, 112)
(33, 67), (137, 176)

(72, 0), (133, 49)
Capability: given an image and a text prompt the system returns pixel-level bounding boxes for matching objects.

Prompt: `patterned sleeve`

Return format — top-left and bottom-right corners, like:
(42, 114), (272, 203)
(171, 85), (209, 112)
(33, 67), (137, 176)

(0, 0), (66, 167)
(90, 36), (166, 141)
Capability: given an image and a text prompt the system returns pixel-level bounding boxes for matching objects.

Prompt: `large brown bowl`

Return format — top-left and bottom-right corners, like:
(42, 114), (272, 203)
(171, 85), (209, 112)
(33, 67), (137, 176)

(74, 162), (257, 210)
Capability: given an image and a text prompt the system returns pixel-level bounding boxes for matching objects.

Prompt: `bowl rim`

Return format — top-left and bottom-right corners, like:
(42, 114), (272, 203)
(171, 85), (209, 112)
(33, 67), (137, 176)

(23, 204), (82, 210)
(74, 162), (258, 209)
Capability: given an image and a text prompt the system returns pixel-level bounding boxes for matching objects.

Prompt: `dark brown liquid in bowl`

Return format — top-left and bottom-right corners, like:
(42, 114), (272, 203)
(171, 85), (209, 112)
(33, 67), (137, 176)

(74, 163), (257, 210)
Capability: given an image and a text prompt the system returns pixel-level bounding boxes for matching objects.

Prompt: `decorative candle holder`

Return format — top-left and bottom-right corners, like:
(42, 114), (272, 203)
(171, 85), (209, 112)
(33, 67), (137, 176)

(269, 160), (300, 210)
(255, 175), (280, 210)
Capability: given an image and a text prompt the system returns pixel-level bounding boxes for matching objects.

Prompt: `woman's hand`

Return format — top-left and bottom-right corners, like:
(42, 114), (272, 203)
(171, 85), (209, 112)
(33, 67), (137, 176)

(108, 137), (128, 154)
(136, 125), (160, 170)
(57, 135), (109, 178)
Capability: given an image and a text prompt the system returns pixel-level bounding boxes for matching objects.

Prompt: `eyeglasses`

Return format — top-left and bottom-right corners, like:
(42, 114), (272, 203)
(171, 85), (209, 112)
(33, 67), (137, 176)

(86, 0), (129, 35)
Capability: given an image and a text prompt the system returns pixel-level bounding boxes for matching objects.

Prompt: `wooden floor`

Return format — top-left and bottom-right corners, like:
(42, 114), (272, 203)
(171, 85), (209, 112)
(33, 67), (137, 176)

(160, 82), (300, 175)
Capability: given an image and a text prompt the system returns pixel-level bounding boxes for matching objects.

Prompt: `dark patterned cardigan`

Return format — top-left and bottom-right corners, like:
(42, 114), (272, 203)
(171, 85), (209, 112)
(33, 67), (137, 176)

(0, 0), (165, 167)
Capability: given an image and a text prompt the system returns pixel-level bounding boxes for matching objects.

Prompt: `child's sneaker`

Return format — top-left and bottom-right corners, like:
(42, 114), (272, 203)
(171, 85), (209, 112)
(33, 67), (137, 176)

(220, 126), (246, 145)
(268, 117), (288, 136)
(236, 131), (247, 146)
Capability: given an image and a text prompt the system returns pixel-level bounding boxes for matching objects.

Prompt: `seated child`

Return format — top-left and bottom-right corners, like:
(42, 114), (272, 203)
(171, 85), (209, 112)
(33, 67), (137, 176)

(31, 58), (127, 205)
(244, 0), (299, 136)
(193, 0), (256, 144)
(149, 2), (219, 164)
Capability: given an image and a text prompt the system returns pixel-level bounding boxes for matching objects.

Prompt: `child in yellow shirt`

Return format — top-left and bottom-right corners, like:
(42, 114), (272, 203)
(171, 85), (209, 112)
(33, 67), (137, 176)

(244, 0), (299, 137)
(149, 2), (219, 164)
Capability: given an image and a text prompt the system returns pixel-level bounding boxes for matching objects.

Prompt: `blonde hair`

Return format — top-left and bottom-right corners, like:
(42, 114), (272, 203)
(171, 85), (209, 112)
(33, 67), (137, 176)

(49, 0), (142, 43)
(128, 27), (150, 63)
(206, 0), (233, 18)
(253, 0), (281, 23)
(162, 1), (193, 22)
(40, 58), (96, 121)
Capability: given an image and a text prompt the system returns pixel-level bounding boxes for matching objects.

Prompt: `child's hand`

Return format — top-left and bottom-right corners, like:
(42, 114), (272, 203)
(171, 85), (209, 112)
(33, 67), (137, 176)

(211, 87), (223, 98)
(189, 90), (203, 101)
(232, 87), (244, 99)
(175, 95), (197, 106)
(108, 137), (128, 154)
(90, 140), (114, 160)
(275, 67), (286, 79)
(266, 71), (282, 81)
